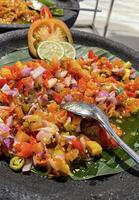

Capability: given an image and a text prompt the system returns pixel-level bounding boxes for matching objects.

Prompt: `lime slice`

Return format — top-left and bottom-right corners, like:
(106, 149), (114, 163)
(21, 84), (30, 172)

(59, 41), (76, 59)
(37, 41), (64, 61)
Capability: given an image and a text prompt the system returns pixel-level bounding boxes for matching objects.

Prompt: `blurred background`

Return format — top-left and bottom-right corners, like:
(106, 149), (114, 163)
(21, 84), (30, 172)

(74, 0), (139, 51)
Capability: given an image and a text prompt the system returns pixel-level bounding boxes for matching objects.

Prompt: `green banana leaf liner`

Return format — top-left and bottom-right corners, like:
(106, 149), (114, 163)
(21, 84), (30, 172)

(0, 44), (138, 180)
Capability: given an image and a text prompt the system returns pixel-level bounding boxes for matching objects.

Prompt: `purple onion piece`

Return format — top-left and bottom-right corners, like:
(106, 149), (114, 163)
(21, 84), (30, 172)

(0, 122), (10, 132)
(98, 90), (109, 97)
(3, 137), (14, 149)
(64, 94), (73, 102)
(21, 67), (33, 77)
(107, 91), (117, 105)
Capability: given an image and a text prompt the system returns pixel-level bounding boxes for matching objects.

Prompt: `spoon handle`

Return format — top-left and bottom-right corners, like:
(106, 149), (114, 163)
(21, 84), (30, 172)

(101, 118), (139, 165)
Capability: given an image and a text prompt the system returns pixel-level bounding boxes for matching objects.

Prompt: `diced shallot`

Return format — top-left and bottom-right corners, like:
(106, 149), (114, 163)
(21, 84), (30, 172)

(21, 67), (32, 77)
(0, 122), (10, 133)
(37, 94), (48, 106)
(3, 137), (14, 149)
(31, 66), (46, 79)
(96, 90), (109, 102)
(64, 94), (73, 102)
(107, 91), (117, 105)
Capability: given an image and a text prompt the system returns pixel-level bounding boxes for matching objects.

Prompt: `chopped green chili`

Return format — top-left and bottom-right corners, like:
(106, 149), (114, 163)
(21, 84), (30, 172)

(115, 87), (123, 96)
(51, 8), (64, 16)
(38, 0), (56, 7)
(9, 156), (24, 171)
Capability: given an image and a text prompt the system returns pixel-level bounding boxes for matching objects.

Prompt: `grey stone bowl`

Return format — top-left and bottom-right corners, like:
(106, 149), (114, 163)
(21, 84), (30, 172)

(0, 29), (139, 200)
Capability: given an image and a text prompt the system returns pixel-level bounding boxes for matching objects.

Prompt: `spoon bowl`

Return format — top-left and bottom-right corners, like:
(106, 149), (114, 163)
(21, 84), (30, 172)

(62, 102), (139, 165)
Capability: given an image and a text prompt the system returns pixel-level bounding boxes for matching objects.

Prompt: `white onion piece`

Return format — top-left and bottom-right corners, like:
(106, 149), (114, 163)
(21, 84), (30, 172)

(92, 64), (100, 72)
(55, 70), (68, 78)
(71, 78), (77, 86)
(22, 158), (32, 172)
(1, 84), (19, 96)
(63, 135), (76, 140)
(64, 75), (71, 87)
(36, 130), (52, 142)
(31, 66), (46, 79)
(96, 96), (107, 102)
(112, 67), (124, 73)
(48, 78), (57, 88)
(55, 83), (64, 92)
(0, 106), (10, 110)
(28, 103), (36, 115)
(39, 126), (58, 135)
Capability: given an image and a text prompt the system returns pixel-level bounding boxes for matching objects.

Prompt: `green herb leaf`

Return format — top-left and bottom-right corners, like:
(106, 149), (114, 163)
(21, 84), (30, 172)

(38, 0), (56, 7)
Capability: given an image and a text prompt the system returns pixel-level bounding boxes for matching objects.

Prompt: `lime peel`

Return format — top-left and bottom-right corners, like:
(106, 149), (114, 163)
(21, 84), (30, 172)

(37, 41), (64, 61)
(37, 40), (76, 61)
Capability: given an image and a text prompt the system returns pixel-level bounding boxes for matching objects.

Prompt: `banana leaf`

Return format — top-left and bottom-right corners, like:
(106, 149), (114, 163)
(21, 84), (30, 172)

(0, 45), (138, 180)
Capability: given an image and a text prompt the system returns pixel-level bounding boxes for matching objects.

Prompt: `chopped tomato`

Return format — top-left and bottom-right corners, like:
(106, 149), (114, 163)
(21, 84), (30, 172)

(0, 78), (7, 87)
(43, 71), (53, 79)
(127, 91), (136, 98)
(99, 128), (111, 149)
(40, 6), (52, 18)
(99, 127), (118, 149)
(53, 92), (63, 104)
(72, 139), (83, 153)
(16, 80), (23, 92)
(78, 77), (88, 92)
(88, 50), (98, 61)
(17, 142), (33, 158)
(32, 142), (44, 154)
(11, 65), (21, 80)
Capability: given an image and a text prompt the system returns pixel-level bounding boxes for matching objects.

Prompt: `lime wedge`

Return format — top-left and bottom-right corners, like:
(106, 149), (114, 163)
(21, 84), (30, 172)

(37, 41), (64, 61)
(59, 41), (76, 59)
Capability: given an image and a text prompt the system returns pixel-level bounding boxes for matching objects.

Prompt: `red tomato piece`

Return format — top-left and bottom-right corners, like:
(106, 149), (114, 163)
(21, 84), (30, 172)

(72, 139), (83, 153)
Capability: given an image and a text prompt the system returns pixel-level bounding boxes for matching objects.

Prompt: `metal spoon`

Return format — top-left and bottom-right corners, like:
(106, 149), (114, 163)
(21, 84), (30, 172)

(62, 102), (139, 165)
(26, 0), (101, 12)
